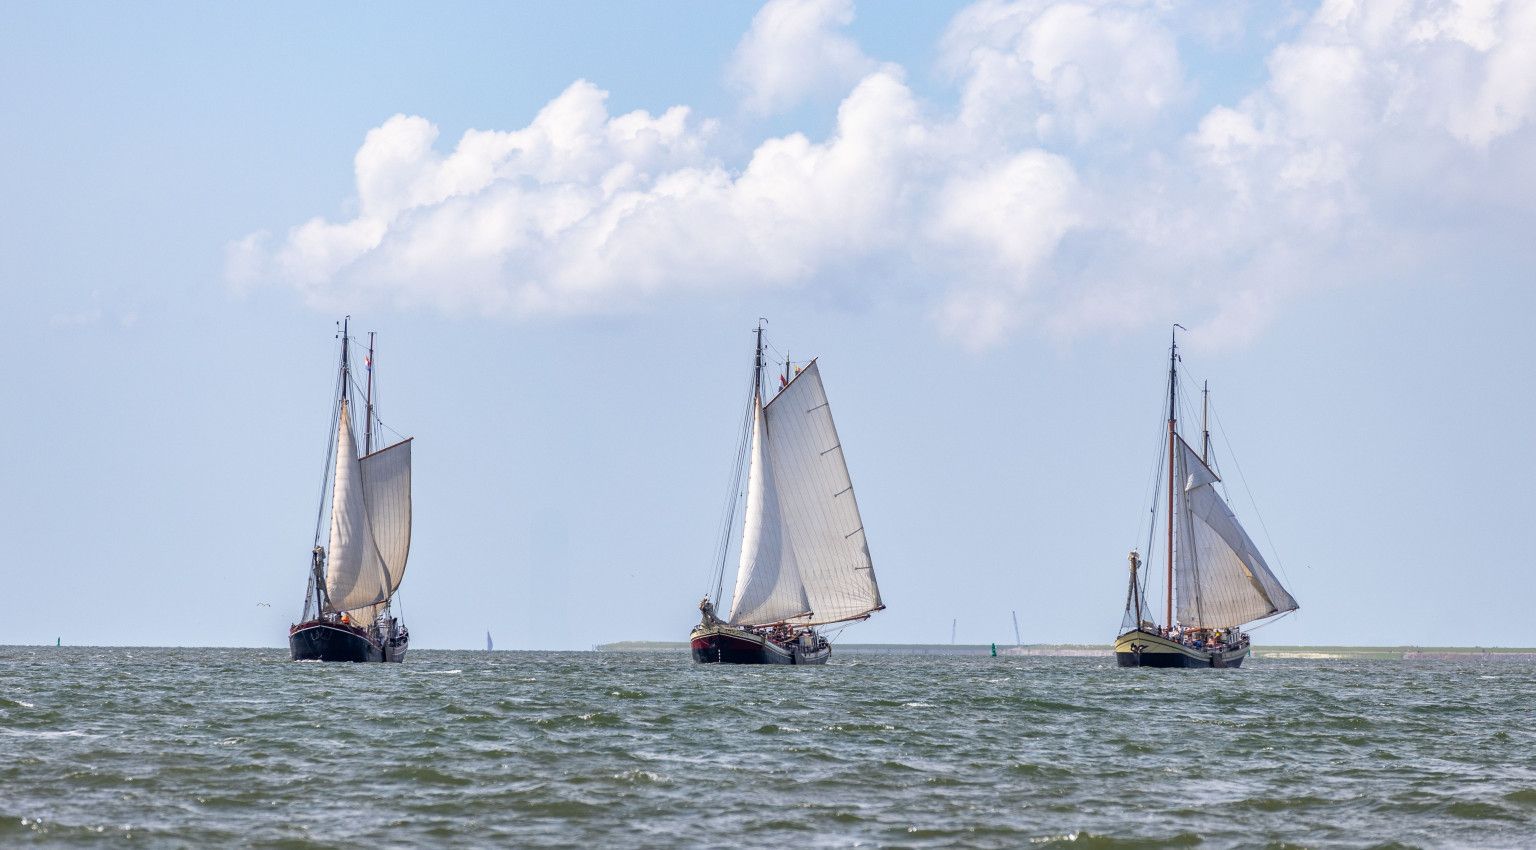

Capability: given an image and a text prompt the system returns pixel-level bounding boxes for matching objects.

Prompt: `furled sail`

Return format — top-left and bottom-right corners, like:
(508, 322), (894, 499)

(1173, 436), (1298, 627)
(325, 401), (413, 618)
(728, 361), (881, 626)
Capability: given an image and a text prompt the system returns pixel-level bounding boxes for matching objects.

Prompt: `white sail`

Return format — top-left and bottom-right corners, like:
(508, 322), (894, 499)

(1173, 436), (1298, 628)
(728, 361), (881, 626)
(360, 438), (412, 595)
(728, 397), (811, 625)
(325, 401), (402, 617)
(343, 601), (386, 632)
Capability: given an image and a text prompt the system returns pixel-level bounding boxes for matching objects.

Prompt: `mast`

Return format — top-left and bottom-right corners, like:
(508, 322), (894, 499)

(335, 317), (351, 617)
(783, 351), (791, 389)
(1202, 380), (1210, 465)
(754, 319), (766, 403)
(312, 316), (351, 619)
(365, 331), (375, 455)
(1166, 325), (1180, 629)
(339, 316), (351, 403)
(1127, 551), (1143, 629)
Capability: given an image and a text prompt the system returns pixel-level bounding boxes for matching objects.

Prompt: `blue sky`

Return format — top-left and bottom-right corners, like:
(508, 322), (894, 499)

(2, 0), (1534, 649)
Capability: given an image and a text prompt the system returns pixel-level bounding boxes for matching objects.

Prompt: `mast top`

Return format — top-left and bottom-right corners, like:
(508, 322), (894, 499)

(1201, 379), (1210, 465)
(753, 318), (767, 403)
(339, 316), (352, 402)
(1168, 324), (1185, 421)
(364, 331), (376, 455)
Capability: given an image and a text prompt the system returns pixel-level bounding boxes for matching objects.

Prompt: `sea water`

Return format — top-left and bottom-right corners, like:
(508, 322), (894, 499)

(1, 647), (1532, 848)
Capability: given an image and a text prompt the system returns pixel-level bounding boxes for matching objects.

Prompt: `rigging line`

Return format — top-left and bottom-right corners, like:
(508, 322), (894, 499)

(373, 420), (408, 444)
(709, 370), (757, 605)
(1133, 364), (1173, 625)
(1141, 440), (1162, 624)
(1207, 397), (1294, 589)
(821, 621), (854, 642)
(1136, 391), (1170, 551)
(347, 373), (371, 404)
(306, 341), (346, 619)
(1243, 609), (1295, 632)
(1174, 373), (1201, 444)
(312, 355), (345, 547)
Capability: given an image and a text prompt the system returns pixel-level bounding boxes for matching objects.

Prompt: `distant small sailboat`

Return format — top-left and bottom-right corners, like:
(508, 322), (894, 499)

(289, 319), (413, 663)
(1115, 327), (1299, 668)
(692, 322), (884, 665)
(486, 631), (493, 652)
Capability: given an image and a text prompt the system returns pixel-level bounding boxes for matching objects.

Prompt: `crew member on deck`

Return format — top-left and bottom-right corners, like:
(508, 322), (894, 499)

(699, 597), (720, 626)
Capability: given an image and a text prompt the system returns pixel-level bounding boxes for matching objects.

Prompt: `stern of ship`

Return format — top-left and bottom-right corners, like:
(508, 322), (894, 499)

(289, 619), (386, 662)
(690, 623), (797, 664)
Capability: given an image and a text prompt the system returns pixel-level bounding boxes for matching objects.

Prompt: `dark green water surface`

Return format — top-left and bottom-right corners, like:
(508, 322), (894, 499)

(1, 647), (1533, 848)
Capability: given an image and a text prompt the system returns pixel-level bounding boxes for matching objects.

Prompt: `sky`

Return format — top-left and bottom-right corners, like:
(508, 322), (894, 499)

(2, 0), (1534, 650)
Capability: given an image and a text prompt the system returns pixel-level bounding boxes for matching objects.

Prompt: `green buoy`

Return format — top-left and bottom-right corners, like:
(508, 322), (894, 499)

(991, 642), (997, 657)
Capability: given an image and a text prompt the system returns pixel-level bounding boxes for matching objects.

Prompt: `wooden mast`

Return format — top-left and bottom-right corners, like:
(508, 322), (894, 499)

(364, 331), (375, 455)
(1166, 325), (1180, 629)
(754, 319), (766, 403)
(339, 316), (351, 402)
(1202, 380), (1210, 465)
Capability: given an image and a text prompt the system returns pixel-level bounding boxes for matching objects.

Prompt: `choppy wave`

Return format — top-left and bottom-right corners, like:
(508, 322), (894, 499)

(0, 647), (1532, 848)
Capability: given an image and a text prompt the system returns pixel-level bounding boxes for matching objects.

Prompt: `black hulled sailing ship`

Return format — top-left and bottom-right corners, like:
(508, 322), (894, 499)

(1115, 328), (1299, 668)
(691, 323), (885, 665)
(289, 319), (414, 663)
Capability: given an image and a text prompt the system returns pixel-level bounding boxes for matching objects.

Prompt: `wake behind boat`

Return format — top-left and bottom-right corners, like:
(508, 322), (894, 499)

(289, 319), (414, 663)
(1115, 327), (1299, 668)
(690, 322), (884, 665)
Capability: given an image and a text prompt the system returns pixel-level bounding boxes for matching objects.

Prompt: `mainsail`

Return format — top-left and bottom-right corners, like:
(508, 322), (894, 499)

(325, 400), (413, 621)
(1172, 436), (1297, 628)
(728, 361), (882, 626)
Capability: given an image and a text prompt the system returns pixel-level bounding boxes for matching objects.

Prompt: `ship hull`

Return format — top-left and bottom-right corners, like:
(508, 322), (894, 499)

(289, 620), (407, 663)
(1114, 629), (1248, 668)
(690, 624), (830, 665)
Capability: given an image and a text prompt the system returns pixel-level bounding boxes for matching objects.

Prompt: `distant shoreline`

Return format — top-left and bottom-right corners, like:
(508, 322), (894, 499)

(593, 641), (1536, 660)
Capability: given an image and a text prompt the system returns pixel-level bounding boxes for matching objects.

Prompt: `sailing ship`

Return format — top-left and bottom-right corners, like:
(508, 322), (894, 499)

(691, 323), (884, 664)
(1115, 328), (1299, 668)
(289, 318), (414, 663)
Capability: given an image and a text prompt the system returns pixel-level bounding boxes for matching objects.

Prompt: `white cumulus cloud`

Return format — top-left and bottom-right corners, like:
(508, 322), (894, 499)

(940, 0), (1187, 145)
(229, 0), (1536, 349)
(728, 0), (880, 115)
